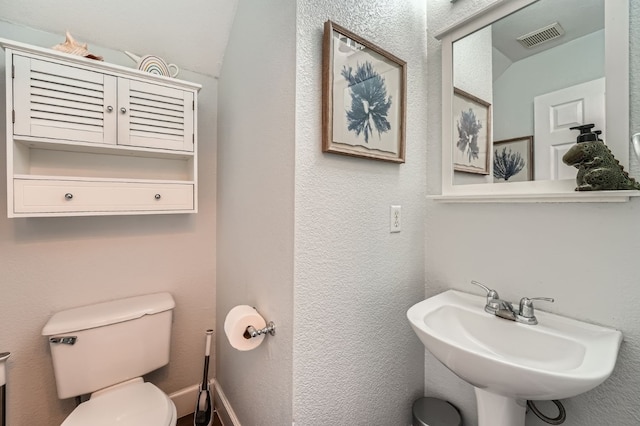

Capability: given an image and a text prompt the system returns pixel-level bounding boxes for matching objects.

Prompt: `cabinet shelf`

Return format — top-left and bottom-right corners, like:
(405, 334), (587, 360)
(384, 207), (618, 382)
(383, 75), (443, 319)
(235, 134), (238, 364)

(14, 174), (194, 185)
(14, 136), (195, 161)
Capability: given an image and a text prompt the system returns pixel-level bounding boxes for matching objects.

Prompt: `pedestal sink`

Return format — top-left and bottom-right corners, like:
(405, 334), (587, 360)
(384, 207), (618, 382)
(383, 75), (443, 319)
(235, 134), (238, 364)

(407, 290), (622, 426)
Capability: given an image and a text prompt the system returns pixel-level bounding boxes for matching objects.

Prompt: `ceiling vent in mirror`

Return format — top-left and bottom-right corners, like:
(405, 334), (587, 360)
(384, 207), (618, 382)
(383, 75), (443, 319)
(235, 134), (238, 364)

(516, 22), (565, 48)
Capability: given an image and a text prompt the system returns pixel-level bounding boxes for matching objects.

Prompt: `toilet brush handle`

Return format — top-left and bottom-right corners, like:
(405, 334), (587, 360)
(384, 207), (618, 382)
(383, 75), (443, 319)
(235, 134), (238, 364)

(204, 330), (213, 357)
(0, 352), (9, 426)
(201, 330), (213, 390)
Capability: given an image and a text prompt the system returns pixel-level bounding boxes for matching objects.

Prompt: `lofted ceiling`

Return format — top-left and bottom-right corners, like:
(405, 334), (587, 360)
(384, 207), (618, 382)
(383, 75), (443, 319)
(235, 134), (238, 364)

(0, 0), (238, 78)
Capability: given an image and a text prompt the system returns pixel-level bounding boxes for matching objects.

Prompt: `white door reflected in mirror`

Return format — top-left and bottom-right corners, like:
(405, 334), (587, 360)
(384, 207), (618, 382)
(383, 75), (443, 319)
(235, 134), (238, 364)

(533, 78), (605, 181)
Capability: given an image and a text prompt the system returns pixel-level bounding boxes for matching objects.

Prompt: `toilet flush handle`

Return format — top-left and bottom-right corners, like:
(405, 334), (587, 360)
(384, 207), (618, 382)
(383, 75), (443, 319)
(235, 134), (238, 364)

(49, 336), (77, 345)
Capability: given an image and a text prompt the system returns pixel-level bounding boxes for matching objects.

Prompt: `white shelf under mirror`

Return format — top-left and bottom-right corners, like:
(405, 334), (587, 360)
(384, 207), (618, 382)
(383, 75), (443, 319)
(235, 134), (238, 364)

(428, 191), (640, 204)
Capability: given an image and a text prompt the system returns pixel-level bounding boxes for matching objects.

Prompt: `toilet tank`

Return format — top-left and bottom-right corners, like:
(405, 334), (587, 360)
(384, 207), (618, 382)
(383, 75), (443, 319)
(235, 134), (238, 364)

(42, 293), (175, 399)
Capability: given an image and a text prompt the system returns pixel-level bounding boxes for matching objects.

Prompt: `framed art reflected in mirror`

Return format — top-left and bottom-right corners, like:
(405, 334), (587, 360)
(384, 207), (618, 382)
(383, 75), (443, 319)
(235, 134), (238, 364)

(453, 87), (491, 175)
(493, 136), (534, 183)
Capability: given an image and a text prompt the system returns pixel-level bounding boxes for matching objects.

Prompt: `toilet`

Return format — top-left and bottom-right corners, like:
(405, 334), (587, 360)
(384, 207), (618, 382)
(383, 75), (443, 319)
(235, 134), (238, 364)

(42, 293), (177, 426)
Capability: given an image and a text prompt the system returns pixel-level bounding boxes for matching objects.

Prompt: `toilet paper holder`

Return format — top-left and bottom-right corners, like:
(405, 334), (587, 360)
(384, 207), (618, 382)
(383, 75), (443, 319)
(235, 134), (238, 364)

(243, 321), (276, 339)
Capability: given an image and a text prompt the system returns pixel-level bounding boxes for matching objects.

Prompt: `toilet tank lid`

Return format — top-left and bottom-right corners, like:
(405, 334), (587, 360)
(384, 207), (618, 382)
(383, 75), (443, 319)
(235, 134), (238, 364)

(42, 293), (175, 336)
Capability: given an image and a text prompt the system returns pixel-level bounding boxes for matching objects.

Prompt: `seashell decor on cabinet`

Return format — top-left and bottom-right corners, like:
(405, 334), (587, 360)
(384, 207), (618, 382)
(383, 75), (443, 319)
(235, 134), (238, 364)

(52, 31), (103, 61)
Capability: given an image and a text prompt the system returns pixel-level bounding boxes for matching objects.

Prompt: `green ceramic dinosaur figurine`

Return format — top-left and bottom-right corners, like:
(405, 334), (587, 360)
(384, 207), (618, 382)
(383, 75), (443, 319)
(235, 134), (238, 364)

(562, 140), (640, 191)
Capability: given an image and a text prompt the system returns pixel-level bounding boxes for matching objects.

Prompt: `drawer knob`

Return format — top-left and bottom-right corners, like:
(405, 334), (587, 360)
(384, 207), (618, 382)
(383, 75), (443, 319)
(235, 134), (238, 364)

(154, 194), (161, 200)
(106, 105), (113, 112)
(120, 107), (127, 114)
(64, 193), (73, 200)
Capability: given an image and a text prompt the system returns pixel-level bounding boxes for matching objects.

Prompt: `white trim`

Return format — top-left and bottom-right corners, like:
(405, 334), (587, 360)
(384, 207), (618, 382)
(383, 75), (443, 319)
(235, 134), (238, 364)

(429, 190), (640, 203)
(432, 178), (640, 202)
(214, 380), (241, 426)
(434, 0), (537, 41)
(605, 0), (629, 171)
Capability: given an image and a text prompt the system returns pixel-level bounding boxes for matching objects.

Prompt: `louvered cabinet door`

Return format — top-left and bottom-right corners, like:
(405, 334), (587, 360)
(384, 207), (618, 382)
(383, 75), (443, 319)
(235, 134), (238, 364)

(117, 79), (194, 152)
(12, 55), (117, 145)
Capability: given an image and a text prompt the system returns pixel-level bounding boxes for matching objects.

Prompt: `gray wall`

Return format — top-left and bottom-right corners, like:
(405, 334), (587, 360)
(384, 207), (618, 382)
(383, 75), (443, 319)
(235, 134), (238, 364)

(216, 1), (296, 425)
(217, 0), (427, 425)
(0, 22), (217, 426)
(427, 2), (640, 425)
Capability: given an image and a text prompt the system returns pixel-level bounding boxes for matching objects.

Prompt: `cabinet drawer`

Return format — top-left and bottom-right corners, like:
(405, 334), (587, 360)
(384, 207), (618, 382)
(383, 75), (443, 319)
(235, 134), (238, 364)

(14, 179), (194, 214)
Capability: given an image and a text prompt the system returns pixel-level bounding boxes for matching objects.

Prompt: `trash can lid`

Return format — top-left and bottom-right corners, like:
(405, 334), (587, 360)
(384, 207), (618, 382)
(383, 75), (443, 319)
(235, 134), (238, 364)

(412, 397), (461, 426)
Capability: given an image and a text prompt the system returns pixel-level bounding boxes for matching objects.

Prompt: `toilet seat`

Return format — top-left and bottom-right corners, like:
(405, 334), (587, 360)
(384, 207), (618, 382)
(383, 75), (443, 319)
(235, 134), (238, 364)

(61, 380), (176, 426)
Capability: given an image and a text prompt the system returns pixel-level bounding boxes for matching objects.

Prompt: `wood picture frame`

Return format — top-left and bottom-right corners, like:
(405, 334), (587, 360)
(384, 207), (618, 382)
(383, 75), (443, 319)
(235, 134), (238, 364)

(452, 87), (491, 174)
(493, 136), (534, 182)
(322, 21), (406, 163)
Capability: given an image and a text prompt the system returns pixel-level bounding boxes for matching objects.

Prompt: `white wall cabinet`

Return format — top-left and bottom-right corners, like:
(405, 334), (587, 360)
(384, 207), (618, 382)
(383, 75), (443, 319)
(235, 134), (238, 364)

(2, 38), (201, 217)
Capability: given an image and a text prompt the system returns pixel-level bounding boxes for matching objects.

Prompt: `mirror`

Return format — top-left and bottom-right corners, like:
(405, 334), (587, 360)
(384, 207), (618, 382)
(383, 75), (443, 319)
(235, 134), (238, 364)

(436, 0), (629, 199)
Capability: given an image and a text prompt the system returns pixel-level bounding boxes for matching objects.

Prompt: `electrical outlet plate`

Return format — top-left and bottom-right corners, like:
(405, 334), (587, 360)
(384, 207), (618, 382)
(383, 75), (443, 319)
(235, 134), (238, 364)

(390, 205), (401, 233)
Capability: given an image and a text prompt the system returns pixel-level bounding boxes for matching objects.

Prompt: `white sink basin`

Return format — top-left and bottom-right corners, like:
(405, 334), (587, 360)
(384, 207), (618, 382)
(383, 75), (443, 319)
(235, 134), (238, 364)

(407, 290), (622, 426)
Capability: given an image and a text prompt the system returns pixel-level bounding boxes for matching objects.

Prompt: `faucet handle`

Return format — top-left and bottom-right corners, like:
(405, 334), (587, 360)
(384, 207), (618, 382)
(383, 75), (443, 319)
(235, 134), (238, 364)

(471, 281), (502, 314)
(471, 280), (499, 300)
(518, 297), (554, 321)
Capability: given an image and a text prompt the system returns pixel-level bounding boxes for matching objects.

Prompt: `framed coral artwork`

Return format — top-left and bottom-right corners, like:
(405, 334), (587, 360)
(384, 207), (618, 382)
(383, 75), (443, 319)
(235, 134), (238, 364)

(493, 136), (534, 183)
(452, 88), (491, 174)
(322, 21), (406, 163)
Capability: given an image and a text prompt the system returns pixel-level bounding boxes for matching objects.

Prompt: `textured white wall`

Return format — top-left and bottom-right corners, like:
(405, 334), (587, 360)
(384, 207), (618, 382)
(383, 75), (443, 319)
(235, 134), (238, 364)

(293, 1), (427, 425)
(427, 2), (640, 425)
(0, 22), (217, 426)
(216, 1), (296, 425)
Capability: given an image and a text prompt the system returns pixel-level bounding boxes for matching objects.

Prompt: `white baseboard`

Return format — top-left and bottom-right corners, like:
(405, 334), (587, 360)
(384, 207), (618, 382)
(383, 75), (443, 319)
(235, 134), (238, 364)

(169, 380), (214, 419)
(214, 380), (241, 426)
(169, 380), (239, 426)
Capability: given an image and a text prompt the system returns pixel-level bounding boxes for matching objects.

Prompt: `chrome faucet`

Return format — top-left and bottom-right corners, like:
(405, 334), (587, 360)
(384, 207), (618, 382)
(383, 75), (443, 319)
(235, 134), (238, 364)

(470, 281), (554, 325)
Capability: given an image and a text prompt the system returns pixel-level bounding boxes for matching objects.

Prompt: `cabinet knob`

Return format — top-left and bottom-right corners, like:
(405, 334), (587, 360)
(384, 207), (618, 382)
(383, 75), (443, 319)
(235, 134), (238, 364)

(64, 193), (73, 200)
(106, 106), (113, 112)
(154, 194), (161, 200)
(120, 107), (127, 114)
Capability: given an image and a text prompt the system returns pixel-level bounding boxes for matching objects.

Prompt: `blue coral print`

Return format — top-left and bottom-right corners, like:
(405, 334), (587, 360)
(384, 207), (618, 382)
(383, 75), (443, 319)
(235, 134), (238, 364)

(456, 108), (482, 162)
(341, 61), (392, 143)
